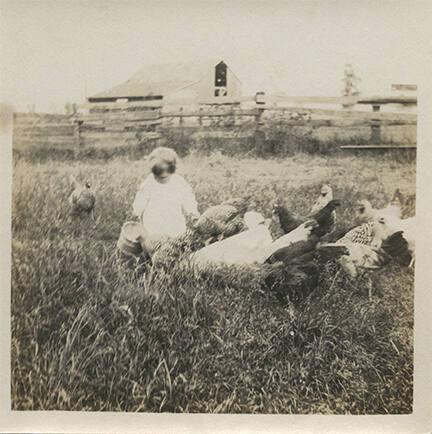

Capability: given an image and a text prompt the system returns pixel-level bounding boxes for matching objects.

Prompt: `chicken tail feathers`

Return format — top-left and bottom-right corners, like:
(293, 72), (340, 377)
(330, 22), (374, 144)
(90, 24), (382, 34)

(381, 231), (412, 266)
(316, 243), (349, 261)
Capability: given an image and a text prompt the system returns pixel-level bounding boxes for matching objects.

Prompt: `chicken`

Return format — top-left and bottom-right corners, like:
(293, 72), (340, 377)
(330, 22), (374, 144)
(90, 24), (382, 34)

(317, 242), (390, 278)
(381, 230), (412, 266)
(335, 222), (375, 246)
(272, 198), (341, 238)
(263, 258), (320, 302)
(373, 214), (416, 267)
(403, 194), (416, 218)
(191, 211), (273, 267)
(263, 215), (410, 303)
(69, 175), (96, 219)
(355, 196), (402, 224)
(310, 199), (341, 237)
(316, 210), (414, 278)
(264, 220), (319, 264)
(354, 196), (416, 266)
(311, 184), (333, 213)
(193, 197), (249, 244)
(388, 188), (415, 218)
(271, 202), (302, 234)
(311, 185), (337, 235)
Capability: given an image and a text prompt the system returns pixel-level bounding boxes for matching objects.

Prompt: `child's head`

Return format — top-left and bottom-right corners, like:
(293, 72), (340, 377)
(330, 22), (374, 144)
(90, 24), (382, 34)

(148, 147), (178, 184)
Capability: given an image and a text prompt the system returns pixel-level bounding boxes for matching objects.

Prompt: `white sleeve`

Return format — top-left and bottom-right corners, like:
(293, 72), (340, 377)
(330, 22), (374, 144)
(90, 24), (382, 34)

(132, 178), (152, 217)
(181, 179), (200, 218)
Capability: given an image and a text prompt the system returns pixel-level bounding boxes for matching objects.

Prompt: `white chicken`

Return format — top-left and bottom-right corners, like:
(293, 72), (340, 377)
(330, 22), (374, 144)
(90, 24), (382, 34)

(191, 211), (273, 267)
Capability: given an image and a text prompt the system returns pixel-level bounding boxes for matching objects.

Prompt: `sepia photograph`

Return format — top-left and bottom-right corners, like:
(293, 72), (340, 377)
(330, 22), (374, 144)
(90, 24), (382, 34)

(1, 0), (430, 425)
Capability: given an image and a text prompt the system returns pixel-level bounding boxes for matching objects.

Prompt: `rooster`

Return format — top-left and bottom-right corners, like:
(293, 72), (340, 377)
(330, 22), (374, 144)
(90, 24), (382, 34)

(69, 175), (96, 219)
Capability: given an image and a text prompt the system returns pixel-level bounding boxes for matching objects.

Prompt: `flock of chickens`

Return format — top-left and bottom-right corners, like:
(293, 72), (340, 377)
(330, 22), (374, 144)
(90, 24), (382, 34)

(68, 174), (415, 302)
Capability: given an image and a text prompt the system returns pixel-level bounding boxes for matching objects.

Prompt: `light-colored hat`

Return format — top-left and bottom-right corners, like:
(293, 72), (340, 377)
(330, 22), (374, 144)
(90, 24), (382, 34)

(148, 147), (178, 166)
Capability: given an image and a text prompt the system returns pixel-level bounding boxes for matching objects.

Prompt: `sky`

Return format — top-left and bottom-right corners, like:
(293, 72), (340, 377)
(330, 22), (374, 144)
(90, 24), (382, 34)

(1, 0), (430, 112)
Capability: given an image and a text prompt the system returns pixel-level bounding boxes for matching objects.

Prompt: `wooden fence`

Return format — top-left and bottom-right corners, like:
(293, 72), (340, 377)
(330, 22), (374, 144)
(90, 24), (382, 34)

(13, 94), (417, 153)
(12, 113), (77, 149)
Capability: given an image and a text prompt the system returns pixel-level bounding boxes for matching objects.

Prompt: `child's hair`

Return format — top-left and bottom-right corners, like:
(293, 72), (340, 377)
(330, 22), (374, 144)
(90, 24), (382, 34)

(148, 147), (178, 176)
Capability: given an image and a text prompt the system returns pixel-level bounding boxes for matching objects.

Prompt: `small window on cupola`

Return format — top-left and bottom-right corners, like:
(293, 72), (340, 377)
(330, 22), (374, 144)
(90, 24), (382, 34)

(215, 62), (227, 87)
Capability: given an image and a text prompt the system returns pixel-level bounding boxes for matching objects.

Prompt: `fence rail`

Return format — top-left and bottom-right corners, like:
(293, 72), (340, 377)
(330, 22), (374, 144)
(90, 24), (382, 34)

(13, 93), (417, 152)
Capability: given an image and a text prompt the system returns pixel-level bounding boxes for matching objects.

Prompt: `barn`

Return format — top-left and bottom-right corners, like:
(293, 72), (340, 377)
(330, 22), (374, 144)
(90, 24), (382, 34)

(88, 60), (242, 104)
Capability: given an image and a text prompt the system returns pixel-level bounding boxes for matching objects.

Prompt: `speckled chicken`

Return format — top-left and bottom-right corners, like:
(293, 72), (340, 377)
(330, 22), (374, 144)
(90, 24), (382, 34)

(335, 222), (375, 246)
(193, 197), (249, 243)
(69, 175), (96, 219)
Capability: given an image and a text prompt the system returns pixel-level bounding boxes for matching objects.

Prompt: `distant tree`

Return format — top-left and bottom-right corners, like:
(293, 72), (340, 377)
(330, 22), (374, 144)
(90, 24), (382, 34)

(342, 64), (361, 97)
(64, 102), (77, 115)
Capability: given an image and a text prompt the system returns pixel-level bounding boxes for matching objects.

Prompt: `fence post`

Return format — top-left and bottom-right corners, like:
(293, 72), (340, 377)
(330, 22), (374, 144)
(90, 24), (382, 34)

(198, 107), (203, 126)
(73, 117), (82, 149)
(179, 107), (184, 126)
(254, 92), (266, 152)
(371, 104), (381, 144)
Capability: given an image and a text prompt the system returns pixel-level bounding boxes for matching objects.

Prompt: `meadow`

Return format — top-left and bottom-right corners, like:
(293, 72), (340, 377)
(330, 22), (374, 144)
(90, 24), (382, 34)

(11, 150), (415, 413)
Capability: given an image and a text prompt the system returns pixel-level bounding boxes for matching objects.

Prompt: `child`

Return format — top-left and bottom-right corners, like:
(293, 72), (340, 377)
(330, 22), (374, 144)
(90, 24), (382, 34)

(132, 147), (200, 242)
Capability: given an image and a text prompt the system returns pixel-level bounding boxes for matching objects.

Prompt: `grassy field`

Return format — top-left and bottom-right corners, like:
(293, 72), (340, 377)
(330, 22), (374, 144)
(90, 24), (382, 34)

(11, 151), (415, 413)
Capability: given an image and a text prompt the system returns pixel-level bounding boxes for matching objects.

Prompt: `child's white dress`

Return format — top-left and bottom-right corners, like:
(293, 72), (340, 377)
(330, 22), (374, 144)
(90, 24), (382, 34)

(132, 174), (199, 239)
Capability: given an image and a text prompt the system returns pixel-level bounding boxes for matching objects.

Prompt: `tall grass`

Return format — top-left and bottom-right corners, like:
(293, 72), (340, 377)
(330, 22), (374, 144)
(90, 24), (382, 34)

(11, 153), (415, 413)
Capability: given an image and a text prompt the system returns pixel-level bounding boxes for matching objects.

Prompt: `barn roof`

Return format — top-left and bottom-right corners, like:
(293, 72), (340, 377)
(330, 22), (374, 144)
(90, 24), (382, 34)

(90, 60), (227, 100)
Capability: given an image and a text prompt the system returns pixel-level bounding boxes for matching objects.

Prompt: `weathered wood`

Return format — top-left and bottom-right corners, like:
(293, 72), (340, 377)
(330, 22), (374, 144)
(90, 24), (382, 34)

(192, 130), (255, 139)
(78, 100), (164, 111)
(260, 106), (417, 121)
(77, 112), (161, 122)
(264, 95), (359, 105)
(13, 126), (75, 135)
(358, 96), (417, 105)
(162, 109), (258, 118)
(341, 145), (416, 149)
